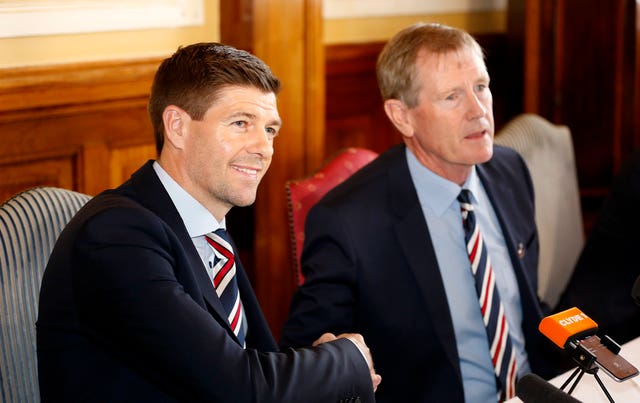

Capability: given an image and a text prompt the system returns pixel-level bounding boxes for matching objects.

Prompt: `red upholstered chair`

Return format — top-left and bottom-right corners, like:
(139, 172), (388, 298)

(286, 147), (378, 285)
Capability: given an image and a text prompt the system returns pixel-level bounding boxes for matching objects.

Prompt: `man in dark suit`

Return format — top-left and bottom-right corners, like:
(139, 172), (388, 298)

(36, 42), (380, 402)
(557, 149), (640, 345)
(280, 23), (560, 402)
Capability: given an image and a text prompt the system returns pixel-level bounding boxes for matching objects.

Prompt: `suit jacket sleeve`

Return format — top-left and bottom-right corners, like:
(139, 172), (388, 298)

(68, 201), (374, 403)
(280, 201), (362, 348)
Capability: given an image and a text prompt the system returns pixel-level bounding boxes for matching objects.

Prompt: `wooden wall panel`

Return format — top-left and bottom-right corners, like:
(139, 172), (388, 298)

(109, 144), (157, 188)
(0, 60), (157, 113)
(0, 58), (160, 203)
(0, 158), (74, 203)
(325, 42), (398, 155)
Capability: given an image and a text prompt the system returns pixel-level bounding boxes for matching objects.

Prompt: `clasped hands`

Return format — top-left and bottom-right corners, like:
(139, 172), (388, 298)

(313, 333), (382, 392)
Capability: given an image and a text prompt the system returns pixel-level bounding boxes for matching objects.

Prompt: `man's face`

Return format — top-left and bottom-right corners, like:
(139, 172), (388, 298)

(403, 46), (494, 184)
(182, 85), (281, 219)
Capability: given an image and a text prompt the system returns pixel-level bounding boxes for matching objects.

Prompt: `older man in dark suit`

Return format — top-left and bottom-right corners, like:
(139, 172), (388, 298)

(281, 23), (561, 402)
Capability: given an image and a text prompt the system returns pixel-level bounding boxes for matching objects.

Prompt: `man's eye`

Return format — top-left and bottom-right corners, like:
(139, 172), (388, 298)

(232, 121), (247, 128)
(266, 127), (278, 136)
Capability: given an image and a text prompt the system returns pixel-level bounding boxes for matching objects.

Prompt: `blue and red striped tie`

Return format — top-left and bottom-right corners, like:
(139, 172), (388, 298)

(205, 229), (247, 347)
(458, 189), (517, 401)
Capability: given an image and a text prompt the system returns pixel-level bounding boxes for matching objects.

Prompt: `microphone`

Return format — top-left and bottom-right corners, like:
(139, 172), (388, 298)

(539, 307), (598, 349)
(633, 275), (640, 306)
(539, 307), (639, 382)
(516, 373), (581, 403)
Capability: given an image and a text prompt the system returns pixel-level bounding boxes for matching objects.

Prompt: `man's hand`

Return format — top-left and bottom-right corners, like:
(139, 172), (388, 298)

(313, 333), (382, 392)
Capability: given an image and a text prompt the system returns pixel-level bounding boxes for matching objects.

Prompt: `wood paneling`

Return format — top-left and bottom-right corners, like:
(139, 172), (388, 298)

(109, 144), (157, 188)
(0, 158), (74, 203)
(220, 0), (254, 53)
(325, 42), (398, 155)
(0, 58), (160, 201)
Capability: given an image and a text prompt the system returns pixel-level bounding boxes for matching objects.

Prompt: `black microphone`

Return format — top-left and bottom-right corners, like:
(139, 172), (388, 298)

(515, 373), (582, 403)
(632, 275), (640, 306)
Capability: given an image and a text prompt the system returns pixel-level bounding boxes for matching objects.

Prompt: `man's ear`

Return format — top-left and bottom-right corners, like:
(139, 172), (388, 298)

(383, 99), (414, 137)
(162, 105), (189, 150)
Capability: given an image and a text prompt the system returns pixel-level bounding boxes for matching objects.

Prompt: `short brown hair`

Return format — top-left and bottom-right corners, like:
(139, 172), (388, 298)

(148, 43), (281, 154)
(376, 23), (484, 107)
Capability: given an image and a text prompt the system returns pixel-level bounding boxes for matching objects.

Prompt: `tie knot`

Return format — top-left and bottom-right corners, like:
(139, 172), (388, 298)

(206, 228), (233, 253)
(457, 189), (474, 211)
(214, 228), (231, 243)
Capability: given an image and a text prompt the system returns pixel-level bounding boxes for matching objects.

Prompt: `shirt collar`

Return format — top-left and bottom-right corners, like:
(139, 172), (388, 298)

(406, 148), (481, 216)
(153, 161), (224, 237)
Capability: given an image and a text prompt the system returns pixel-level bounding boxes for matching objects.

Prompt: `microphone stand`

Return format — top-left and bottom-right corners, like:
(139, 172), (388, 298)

(560, 342), (615, 403)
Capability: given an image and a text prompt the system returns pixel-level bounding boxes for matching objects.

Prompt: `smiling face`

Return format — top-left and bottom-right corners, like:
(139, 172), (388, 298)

(387, 45), (494, 185)
(160, 85), (281, 220)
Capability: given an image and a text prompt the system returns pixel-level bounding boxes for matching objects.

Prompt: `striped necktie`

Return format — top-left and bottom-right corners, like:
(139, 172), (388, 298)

(458, 189), (517, 401)
(205, 228), (247, 347)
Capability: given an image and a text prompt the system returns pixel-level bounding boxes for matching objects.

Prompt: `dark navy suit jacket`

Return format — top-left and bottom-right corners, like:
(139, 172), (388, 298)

(37, 161), (373, 403)
(557, 149), (640, 344)
(281, 144), (562, 402)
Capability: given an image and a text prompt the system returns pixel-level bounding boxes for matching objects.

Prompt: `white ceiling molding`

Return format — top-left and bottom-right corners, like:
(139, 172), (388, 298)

(0, 0), (204, 38)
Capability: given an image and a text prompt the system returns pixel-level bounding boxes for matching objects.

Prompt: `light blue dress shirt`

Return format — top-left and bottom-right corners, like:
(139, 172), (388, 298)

(405, 148), (531, 402)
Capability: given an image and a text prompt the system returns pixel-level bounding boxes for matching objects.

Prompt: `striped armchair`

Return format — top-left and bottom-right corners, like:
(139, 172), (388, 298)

(0, 187), (91, 402)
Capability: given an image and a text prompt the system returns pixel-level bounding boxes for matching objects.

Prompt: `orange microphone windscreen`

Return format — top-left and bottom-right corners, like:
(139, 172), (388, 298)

(539, 307), (598, 349)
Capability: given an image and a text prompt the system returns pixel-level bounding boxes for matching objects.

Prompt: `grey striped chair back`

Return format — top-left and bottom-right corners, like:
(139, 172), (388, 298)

(495, 113), (584, 308)
(0, 187), (91, 403)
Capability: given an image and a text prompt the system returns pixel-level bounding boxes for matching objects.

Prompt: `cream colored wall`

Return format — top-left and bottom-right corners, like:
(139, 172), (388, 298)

(0, 0), (219, 68)
(324, 10), (506, 44)
(0, 0), (504, 68)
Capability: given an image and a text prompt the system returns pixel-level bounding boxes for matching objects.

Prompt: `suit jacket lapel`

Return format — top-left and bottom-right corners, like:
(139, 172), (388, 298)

(477, 165), (522, 269)
(477, 162), (542, 335)
(386, 146), (462, 380)
(476, 163), (539, 306)
(126, 161), (232, 332)
(235, 256), (278, 350)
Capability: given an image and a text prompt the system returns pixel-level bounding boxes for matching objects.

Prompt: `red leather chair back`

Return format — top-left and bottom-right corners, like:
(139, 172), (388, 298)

(286, 147), (378, 285)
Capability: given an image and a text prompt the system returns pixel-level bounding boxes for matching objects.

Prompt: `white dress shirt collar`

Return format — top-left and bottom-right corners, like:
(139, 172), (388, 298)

(152, 161), (224, 237)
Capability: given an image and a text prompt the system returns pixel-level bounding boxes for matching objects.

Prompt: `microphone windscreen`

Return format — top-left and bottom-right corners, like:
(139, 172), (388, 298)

(516, 373), (582, 403)
(538, 307), (598, 349)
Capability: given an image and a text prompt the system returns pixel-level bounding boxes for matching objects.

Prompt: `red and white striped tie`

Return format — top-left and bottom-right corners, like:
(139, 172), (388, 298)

(458, 189), (517, 401)
(205, 229), (247, 347)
